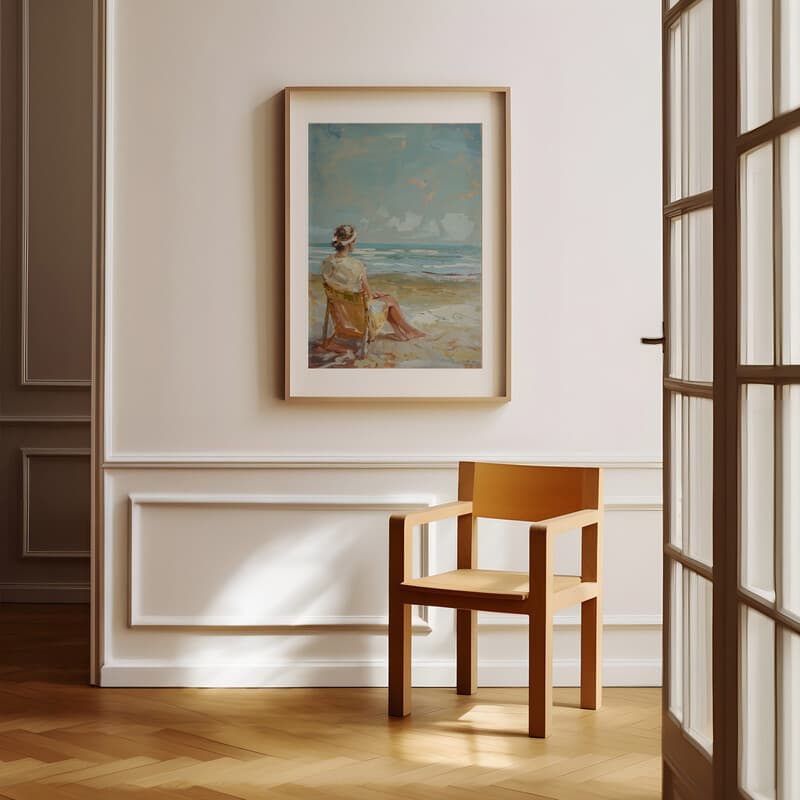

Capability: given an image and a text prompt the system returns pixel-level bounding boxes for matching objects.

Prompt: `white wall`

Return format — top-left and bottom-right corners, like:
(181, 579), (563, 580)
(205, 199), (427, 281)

(101, 0), (663, 687)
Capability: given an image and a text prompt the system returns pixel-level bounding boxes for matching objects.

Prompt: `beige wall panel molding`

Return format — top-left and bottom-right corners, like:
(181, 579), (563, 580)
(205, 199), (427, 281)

(0, 416), (91, 423)
(22, 447), (91, 557)
(128, 493), (433, 630)
(104, 455), (663, 470)
(0, 0), (88, 418)
(20, 0), (92, 387)
(475, 501), (663, 627)
(101, 465), (661, 688)
(0, 581), (88, 603)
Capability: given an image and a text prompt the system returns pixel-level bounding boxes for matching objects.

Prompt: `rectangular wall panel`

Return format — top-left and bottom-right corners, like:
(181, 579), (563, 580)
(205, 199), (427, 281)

(0, 426), (90, 600)
(22, 449), (90, 557)
(20, 0), (92, 385)
(129, 494), (433, 629)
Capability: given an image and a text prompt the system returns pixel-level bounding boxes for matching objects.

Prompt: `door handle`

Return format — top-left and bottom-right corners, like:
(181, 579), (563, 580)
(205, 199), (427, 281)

(641, 322), (665, 348)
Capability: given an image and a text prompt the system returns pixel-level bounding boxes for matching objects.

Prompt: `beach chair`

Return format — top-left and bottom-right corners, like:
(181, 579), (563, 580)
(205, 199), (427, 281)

(322, 283), (388, 358)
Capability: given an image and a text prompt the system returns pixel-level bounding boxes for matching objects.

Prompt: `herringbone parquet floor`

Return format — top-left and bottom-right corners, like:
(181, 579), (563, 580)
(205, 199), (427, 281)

(0, 605), (660, 799)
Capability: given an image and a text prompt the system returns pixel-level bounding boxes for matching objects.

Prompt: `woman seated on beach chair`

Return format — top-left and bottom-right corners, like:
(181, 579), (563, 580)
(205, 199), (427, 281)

(320, 224), (425, 352)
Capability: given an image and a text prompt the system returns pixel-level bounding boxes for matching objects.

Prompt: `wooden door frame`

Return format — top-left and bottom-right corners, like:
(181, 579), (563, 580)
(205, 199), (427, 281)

(89, 0), (107, 687)
(712, 0), (737, 797)
(661, 0), (717, 795)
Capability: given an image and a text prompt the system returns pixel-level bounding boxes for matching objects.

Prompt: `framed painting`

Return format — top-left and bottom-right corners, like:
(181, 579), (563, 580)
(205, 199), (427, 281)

(285, 86), (510, 400)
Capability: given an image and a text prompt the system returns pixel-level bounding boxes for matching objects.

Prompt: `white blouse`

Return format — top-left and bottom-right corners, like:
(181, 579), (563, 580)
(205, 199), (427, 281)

(320, 255), (367, 294)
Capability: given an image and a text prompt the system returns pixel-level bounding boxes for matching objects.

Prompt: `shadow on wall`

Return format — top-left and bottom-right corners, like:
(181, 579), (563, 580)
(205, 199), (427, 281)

(251, 92), (286, 404)
(139, 508), (418, 686)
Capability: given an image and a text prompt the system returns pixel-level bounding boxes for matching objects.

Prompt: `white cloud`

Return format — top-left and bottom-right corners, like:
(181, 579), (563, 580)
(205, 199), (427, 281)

(440, 212), (475, 241)
(387, 211), (423, 233)
(421, 218), (441, 239)
(376, 206), (390, 219)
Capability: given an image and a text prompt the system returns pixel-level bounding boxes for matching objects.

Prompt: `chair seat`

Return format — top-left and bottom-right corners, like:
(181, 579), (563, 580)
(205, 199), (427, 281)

(401, 569), (582, 601)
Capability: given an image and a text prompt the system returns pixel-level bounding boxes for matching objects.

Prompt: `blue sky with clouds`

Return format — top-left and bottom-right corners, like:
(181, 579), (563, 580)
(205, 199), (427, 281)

(308, 123), (482, 246)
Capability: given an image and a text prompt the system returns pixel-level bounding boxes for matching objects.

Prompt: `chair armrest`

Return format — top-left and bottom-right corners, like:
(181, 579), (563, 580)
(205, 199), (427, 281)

(390, 501), (473, 532)
(389, 501), (473, 585)
(529, 508), (601, 538)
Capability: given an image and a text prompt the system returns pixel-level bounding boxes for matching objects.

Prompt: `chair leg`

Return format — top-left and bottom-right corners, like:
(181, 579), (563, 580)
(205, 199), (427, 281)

(388, 599), (411, 717)
(580, 596), (602, 710)
(456, 609), (477, 695)
(529, 609), (552, 737)
(322, 305), (330, 341)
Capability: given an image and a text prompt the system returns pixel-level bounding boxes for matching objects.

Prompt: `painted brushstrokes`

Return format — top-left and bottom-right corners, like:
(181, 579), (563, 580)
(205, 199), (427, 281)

(308, 123), (482, 369)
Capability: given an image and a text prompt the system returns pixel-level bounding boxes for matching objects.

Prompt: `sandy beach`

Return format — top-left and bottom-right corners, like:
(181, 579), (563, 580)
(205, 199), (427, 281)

(308, 272), (481, 369)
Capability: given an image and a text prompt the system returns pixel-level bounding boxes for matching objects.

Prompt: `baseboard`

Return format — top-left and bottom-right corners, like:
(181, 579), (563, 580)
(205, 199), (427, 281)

(101, 658), (662, 688)
(0, 582), (90, 603)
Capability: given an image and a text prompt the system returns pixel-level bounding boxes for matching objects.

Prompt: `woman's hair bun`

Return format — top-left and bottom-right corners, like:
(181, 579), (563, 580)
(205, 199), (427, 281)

(331, 224), (357, 250)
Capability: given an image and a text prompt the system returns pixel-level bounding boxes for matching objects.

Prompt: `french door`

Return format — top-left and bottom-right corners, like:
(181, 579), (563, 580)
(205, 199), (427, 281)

(662, 0), (800, 797)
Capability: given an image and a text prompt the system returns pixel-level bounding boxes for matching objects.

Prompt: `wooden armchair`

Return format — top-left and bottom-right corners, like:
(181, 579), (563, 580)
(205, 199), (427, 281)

(388, 461), (603, 738)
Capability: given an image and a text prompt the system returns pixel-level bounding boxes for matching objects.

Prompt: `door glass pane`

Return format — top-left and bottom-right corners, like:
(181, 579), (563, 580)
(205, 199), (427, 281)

(687, 398), (713, 565)
(782, 129), (800, 364)
(741, 143), (775, 365)
(741, 606), (776, 800)
(669, 560), (684, 721)
(686, 0), (712, 197)
(669, 20), (683, 201)
(779, 628), (800, 800)
(669, 1), (712, 201)
(671, 395), (713, 564)
(669, 210), (713, 381)
(686, 571), (713, 752)
(687, 209), (713, 381)
(670, 217), (683, 378)
(742, 384), (776, 602)
(778, 0), (800, 115)
(671, 393), (684, 549)
(783, 385), (800, 619)
(740, 0), (774, 132)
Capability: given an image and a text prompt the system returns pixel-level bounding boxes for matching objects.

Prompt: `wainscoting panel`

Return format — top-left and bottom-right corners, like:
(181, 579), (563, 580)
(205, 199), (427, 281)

(0, 427), (90, 600)
(23, 448), (91, 557)
(20, 0), (92, 386)
(101, 463), (662, 687)
(128, 493), (432, 630)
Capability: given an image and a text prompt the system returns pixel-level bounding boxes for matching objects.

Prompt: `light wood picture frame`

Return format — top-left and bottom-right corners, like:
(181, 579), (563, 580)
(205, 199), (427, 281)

(285, 86), (510, 401)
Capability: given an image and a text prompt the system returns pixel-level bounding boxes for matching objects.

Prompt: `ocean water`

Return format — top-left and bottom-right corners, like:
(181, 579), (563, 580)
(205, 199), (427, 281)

(308, 242), (481, 281)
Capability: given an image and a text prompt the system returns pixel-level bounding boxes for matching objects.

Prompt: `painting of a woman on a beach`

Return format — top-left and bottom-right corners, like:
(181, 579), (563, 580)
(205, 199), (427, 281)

(308, 123), (482, 369)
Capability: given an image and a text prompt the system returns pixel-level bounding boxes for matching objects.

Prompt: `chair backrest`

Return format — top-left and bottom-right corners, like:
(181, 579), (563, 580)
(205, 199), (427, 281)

(324, 284), (369, 337)
(457, 461), (601, 522)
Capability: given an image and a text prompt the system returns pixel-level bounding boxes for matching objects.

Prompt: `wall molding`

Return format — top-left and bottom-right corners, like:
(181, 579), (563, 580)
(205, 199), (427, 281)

(125, 491), (659, 632)
(127, 615), (433, 632)
(21, 447), (91, 558)
(0, 582), (89, 603)
(604, 497), (662, 511)
(100, 657), (662, 688)
(0, 415), (91, 424)
(128, 493), (434, 631)
(104, 455), (663, 470)
(480, 613), (662, 628)
(19, 0), (91, 388)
